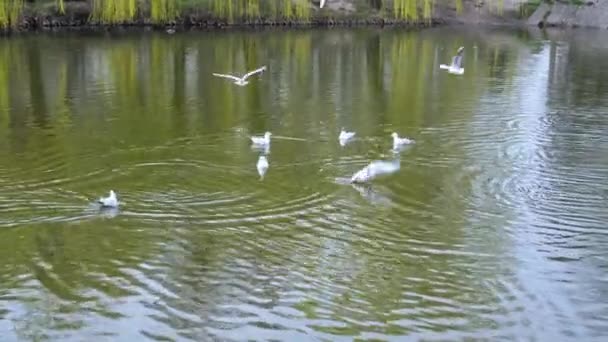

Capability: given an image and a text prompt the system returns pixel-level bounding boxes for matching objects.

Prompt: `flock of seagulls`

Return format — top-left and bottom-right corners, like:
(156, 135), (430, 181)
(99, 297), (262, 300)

(95, 44), (464, 209)
(247, 127), (414, 184)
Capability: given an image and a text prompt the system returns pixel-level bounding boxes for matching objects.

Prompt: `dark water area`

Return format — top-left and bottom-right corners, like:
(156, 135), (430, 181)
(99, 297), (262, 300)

(0, 27), (607, 340)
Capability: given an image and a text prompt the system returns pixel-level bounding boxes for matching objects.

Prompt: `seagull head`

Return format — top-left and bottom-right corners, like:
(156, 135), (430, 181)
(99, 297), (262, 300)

(457, 46), (464, 53)
(264, 132), (272, 139)
(391, 132), (399, 139)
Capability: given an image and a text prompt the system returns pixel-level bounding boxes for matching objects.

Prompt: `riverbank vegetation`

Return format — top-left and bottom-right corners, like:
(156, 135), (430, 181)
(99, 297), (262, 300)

(1, 0), (516, 29)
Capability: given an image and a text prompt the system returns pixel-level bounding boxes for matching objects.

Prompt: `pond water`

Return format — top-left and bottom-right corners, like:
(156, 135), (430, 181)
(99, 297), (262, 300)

(1, 27), (607, 341)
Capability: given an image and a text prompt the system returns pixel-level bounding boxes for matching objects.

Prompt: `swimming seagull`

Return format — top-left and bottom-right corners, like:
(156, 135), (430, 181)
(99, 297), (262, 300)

(251, 131), (272, 146)
(339, 128), (356, 146)
(257, 155), (269, 179)
(98, 190), (118, 208)
(350, 160), (401, 184)
(212, 66), (267, 86)
(440, 46), (464, 75)
(391, 132), (414, 150)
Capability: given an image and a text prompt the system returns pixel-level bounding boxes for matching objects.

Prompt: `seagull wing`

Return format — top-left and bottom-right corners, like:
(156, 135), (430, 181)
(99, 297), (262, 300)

(320, 0), (326, 8)
(453, 55), (463, 69)
(450, 55), (458, 68)
(242, 66), (267, 80)
(212, 73), (242, 82)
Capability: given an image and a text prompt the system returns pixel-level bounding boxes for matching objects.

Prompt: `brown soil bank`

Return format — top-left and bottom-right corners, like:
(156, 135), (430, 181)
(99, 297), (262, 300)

(8, 0), (524, 31)
(529, 0), (608, 29)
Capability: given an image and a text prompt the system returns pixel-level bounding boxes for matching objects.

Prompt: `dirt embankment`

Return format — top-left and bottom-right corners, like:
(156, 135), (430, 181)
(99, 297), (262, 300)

(9, 0), (525, 31)
(528, 0), (608, 29)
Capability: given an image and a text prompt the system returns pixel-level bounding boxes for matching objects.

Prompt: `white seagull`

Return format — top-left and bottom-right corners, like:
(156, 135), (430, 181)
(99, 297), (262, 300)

(351, 160), (401, 184)
(440, 46), (464, 75)
(212, 65), (267, 86)
(391, 132), (414, 150)
(351, 164), (374, 183)
(251, 131), (272, 146)
(98, 190), (118, 208)
(257, 155), (269, 179)
(339, 128), (356, 146)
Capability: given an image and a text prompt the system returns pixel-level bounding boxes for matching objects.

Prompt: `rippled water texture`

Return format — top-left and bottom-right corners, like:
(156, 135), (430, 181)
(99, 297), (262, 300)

(1, 27), (608, 340)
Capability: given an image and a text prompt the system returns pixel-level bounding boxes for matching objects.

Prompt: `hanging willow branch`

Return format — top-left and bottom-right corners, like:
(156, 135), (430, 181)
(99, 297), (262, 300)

(0, 0), (23, 28)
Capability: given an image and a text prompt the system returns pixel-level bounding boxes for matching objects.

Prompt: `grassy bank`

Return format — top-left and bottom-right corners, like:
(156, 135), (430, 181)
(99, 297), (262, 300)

(1, 0), (516, 30)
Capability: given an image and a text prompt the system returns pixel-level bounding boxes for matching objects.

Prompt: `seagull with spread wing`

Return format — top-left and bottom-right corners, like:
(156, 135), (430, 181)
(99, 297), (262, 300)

(212, 65), (267, 86)
(440, 46), (464, 75)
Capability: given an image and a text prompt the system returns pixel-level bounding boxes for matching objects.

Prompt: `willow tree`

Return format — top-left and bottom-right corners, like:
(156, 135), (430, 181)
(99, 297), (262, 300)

(0, 0), (23, 28)
(57, 0), (65, 15)
(391, 0), (433, 21)
(150, 0), (179, 23)
(91, 0), (137, 23)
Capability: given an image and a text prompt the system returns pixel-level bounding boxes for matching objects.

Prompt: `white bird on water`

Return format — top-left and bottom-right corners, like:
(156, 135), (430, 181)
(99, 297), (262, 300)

(339, 128), (356, 146)
(350, 160), (401, 184)
(257, 155), (269, 179)
(391, 132), (414, 150)
(212, 65), (267, 86)
(251, 131), (272, 146)
(98, 190), (118, 208)
(440, 46), (464, 75)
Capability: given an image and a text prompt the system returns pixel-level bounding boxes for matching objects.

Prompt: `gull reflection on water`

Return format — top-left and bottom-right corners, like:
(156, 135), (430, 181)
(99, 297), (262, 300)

(251, 143), (270, 155)
(256, 155), (269, 180)
(350, 183), (393, 206)
(98, 206), (120, 219)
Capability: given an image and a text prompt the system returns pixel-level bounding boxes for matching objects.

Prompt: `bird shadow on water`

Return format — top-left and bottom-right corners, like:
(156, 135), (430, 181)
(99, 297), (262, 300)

(350, 183), (394, 207)
(82, 202), (121, 220)
(98, 207), (120, 219)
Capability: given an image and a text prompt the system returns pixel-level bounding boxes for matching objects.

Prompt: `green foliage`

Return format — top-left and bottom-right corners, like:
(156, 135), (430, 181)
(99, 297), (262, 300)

(0, 0), (23, 28)
(151, 0), (178, 23)
(519, 0), (541, 17)
(91, 0), (137, 23)
(2, 0), (522, 27)
(456, 0), (463, 14)
(57, 0), (65, 15)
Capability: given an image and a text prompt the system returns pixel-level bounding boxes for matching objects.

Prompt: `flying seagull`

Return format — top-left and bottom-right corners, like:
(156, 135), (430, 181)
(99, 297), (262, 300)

(440, 46), (464, 75)
(213, 66), (267, 86)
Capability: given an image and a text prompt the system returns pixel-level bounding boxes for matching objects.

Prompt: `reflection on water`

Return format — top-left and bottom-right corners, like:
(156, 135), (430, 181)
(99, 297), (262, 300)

(1, 28), (608, 340)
